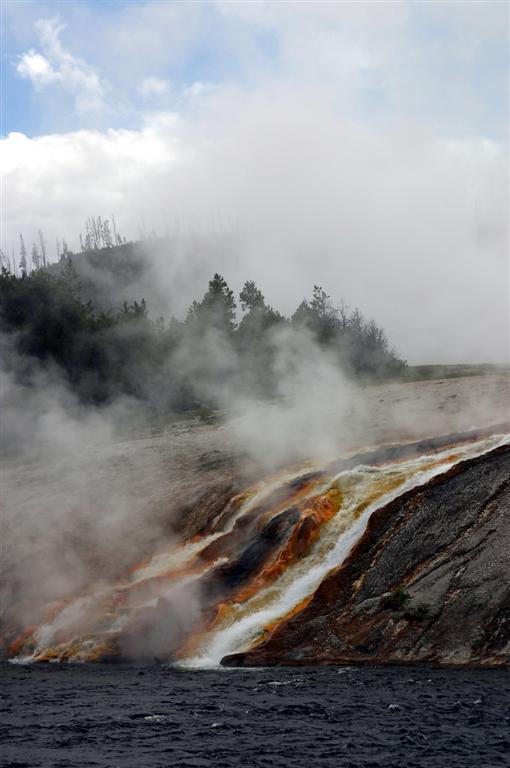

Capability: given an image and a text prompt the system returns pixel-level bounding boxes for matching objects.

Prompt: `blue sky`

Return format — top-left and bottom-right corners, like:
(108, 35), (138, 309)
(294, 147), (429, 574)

(3, 0), (283, 135)
(2, 0), (508, 139)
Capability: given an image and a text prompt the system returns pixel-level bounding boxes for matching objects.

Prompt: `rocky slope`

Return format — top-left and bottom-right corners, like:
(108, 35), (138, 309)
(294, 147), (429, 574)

(3, 374), (509, 664)
(224, 443), (510, 667)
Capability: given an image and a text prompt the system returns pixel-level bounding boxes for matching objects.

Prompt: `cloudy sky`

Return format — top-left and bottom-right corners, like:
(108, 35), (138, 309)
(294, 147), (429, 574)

(1, 0), (508, 363)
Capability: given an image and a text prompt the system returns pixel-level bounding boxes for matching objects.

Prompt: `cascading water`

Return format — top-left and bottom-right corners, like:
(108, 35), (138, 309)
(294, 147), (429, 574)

(5, 432), (508, 666)
(180, 433), (508, 666)
(5, 464), (326, 663)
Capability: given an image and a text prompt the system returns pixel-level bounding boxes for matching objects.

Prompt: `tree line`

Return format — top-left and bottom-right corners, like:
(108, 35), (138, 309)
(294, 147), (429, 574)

(0, 216), (129, 276)
(0, 262), (406, 413)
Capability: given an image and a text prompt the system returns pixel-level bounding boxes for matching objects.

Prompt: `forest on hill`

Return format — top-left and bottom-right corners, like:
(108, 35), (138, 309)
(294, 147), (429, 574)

(0, 235), (406, 414)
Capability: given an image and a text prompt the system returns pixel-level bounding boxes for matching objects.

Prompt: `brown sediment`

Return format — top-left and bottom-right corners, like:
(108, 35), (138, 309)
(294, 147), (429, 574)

(174, 487), (334, 659)
(7, 625), (39, 658)
(6, 429), (508, 666)
(223, 443), (510, 668)
(325, 424), (508, 476)
(259, 596), (315, 645)
(350, 453), (461, 519)
(196, 473), (324, 565)
(230, 488), (342, 605)
(190, 491), (251, 540)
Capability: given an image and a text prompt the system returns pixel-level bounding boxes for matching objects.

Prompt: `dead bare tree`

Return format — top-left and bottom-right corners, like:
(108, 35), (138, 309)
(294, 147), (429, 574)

(19, 235), (28, 276)
(38, 230), (47, 267)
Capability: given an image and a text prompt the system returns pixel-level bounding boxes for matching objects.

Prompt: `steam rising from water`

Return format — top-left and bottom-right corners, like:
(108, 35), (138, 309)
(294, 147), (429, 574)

(5, 432), (507, 666)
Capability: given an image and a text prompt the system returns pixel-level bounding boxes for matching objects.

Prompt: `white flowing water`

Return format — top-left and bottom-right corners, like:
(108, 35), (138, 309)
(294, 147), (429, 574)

(13, 462), (324, 662)
(10, 433), (508, 664)
(181, 434), (508, 667)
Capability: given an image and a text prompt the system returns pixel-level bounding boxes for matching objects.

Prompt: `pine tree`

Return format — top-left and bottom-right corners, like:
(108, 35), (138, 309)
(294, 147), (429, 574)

(239, 280), (265, 312)
(187, 273), (237, 336)
(31, 243), (41, 270)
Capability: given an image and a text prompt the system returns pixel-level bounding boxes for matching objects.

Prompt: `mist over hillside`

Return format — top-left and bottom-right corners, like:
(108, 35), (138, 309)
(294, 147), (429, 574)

(1, 230), (407, 443)
(42, 231), (242, 319)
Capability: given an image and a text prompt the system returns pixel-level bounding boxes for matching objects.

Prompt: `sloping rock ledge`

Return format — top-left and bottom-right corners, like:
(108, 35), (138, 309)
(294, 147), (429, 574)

(223, 443), (510, 668)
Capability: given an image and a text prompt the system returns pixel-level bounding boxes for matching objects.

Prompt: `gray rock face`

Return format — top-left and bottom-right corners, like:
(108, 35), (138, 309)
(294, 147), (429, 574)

(224, 445), (510, 667)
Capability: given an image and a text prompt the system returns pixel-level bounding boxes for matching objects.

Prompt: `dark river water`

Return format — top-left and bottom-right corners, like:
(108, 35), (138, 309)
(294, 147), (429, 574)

(1, 663), (509, 768)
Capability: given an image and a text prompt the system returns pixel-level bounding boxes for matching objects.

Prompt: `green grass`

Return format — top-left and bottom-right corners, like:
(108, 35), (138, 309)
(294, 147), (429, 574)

(401, 364), (509, 382)
(379, 589), (411, 611)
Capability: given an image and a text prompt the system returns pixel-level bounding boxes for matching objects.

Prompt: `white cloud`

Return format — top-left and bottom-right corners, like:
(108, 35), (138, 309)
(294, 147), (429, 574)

(4, 2), (508, 365)
(8, 1), (507, 138)
(138, 76), (170, 98)
(2, 86), (507, 365)
(16, 17), (106, 112)
(17, 50), (60, 86)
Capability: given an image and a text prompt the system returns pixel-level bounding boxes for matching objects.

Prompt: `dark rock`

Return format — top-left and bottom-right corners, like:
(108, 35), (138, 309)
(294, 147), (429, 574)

(224, 444), (510, 668)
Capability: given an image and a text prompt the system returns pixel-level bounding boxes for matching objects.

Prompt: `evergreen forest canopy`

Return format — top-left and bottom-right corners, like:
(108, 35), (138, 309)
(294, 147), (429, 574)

(0, 241), (406, 414)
